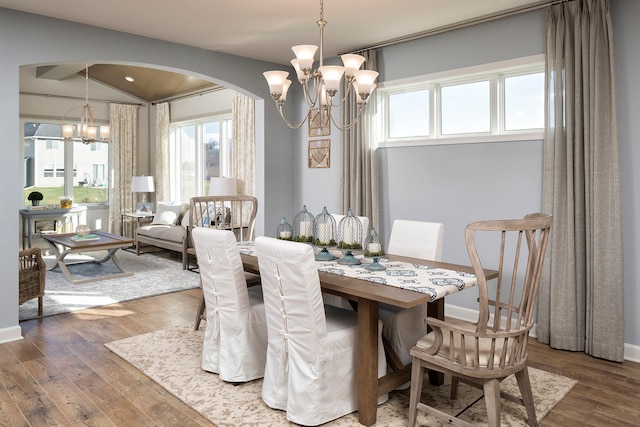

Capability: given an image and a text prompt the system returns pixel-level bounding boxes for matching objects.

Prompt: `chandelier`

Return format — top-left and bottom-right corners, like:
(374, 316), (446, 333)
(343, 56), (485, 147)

(263, 0), (379, 131)
(61, 64), (110, 144)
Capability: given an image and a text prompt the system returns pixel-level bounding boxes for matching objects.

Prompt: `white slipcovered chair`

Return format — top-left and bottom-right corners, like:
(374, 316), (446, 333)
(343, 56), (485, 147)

(380, 219), (445, 366)
(255, 236), (387, 426)
(191, 227), (268, 383)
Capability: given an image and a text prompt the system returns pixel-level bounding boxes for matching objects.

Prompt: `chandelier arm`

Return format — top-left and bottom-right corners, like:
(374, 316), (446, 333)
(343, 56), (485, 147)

(330, 83), (354, 108)
(302, 77), (320, 108)
(330, 103), (366, 131)
(276, 105), (308, 130)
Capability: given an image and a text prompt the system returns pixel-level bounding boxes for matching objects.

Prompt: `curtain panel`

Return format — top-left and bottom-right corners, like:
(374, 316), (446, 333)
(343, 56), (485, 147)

(108, 103), (139, 236)
(538, 0), (624, 361)
(155, 102), (171, 202)
(340, 50), (380, 233)
(232, 92), (255, 197)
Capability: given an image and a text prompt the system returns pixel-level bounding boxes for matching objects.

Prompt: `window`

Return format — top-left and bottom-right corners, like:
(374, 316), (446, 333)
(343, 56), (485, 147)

(23, 120), (110, 205)
(377, 55), (544, 147)
(441, 80), (491, 135)
(169, 115), (233, 201)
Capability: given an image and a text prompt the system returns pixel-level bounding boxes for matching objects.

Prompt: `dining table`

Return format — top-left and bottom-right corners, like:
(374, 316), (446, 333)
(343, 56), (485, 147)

(238, 242), (498, 426)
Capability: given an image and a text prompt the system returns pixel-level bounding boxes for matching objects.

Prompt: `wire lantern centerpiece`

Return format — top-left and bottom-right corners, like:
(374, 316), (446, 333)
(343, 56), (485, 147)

(62, 64), (110, 144)
(276, 217), (293, 241)
(364, 227), (386, 271)
(293, 205), (315, 243)
(337, 209), (363, 265)
(263, 0), (379, 131)
(313, 207), (337, 261)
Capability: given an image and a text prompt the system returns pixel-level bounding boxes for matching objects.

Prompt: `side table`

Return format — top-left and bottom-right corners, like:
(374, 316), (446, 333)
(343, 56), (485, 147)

(121, 212), (154, 250)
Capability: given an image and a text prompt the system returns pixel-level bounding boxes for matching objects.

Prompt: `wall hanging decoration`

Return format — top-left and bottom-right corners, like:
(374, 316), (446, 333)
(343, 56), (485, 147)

(308, 139), (331, 168)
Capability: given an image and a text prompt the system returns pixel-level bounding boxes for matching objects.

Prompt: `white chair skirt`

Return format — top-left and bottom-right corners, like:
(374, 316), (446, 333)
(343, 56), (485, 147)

(261, 305), (387, 426)
(201, 285), (268, 382)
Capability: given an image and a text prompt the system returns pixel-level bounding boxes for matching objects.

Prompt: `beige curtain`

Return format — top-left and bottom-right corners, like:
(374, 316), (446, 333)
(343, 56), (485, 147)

(340, 50), (380, 232)
(538, 0), (624, 361)
(155, 102), (171, 201)
(109, 103), (139, 235)
(232, 92), (255, 196)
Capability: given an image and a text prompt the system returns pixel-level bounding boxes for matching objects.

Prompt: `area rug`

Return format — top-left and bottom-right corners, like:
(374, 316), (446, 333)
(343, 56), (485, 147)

(106, 324), (577, 426)
(19, 250), (200, 321)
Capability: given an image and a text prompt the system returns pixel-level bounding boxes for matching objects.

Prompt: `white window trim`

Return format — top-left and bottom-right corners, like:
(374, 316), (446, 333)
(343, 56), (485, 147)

(376, 54), (545, 148)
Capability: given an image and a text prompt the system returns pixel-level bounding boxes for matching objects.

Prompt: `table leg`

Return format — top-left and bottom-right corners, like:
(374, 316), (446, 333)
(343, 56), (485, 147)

(44, 243), (133, 285)
(356, 298), (378, 426)
(427, 299), (445, 386)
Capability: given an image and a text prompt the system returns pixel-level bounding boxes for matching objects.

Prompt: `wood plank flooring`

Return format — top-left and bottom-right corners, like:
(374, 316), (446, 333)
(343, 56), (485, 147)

(3, 286), (640, 426)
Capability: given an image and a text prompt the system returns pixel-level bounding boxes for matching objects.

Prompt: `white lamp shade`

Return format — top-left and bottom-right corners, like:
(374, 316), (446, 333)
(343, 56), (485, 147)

(209, 177), (238, 196)
(131, 176), (155, 193)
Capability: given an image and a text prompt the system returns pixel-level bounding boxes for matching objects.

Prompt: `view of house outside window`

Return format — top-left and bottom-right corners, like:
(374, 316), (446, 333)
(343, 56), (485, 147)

(23, 121), (109, 206)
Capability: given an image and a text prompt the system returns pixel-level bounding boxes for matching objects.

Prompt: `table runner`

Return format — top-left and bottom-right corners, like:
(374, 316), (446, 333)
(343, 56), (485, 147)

(238, 242), (477, 302)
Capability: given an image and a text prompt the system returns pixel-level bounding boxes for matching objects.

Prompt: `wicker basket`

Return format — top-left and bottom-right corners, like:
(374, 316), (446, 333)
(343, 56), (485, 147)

(19, 247), (46, 316)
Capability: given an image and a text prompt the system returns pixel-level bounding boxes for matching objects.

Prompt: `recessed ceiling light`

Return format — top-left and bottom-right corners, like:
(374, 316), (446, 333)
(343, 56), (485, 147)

(125, 76), (135, 82)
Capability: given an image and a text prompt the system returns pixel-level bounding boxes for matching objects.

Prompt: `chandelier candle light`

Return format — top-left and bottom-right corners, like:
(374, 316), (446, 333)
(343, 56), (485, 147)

(62, 64), (110, 144)
(263, 0), (379, 131)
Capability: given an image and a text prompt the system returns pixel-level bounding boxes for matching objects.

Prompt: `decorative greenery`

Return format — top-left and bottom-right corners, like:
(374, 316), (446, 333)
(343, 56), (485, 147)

(338, 242), (362, 250)
(364, 249), (385, 257)
(294, 236), (314, 243)
(27, 191), (44, 201)
(314, 238), (336, 247)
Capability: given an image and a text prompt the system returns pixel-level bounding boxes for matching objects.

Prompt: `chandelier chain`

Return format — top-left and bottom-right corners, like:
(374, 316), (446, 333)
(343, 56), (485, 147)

(84, 64), (89, 105)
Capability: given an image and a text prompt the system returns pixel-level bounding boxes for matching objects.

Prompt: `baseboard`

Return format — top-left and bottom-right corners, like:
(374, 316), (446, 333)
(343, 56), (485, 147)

(445, 303), (636, 362)
(0, 325), (24, 344)
(623, 343), (640, 363)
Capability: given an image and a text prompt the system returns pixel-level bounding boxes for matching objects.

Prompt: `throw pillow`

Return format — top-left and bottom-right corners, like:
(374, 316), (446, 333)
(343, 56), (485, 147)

(181, 209), (191, 228)
(151, 202), (184, 226)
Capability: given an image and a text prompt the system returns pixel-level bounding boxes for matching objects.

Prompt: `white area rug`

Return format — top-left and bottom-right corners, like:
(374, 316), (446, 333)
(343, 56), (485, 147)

(106, 324), (577, 426)
(19, 250), (199, 321)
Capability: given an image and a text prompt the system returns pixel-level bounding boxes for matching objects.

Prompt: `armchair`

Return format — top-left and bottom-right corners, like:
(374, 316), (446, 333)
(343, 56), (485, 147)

(19, 247), (46, 317)
(408, 213), (552, 427)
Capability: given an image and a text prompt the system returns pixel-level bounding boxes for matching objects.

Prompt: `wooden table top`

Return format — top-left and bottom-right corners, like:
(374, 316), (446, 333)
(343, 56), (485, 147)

(42, 230), (134, 250)
(240, 252), (497, 310)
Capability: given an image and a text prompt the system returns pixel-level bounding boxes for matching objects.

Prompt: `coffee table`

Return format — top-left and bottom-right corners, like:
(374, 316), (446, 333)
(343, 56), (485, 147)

(42, 231), (135, 285)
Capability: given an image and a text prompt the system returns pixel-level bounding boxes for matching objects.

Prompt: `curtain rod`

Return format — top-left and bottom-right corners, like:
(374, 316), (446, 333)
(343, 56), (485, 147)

(151, 85), (225, 105)
(19, 91), (145, 107)
(345, 0), (570, 55)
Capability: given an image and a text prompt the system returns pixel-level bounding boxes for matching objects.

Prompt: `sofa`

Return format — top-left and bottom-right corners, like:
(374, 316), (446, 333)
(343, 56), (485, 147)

(136, 201), (191, 269)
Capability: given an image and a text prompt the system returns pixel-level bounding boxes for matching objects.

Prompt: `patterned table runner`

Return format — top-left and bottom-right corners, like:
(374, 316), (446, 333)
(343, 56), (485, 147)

(238, 242), (477, 302)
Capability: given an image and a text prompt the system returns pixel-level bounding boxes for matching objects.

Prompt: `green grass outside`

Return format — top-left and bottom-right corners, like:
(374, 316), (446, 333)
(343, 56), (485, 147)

(25, 186), (108, 206)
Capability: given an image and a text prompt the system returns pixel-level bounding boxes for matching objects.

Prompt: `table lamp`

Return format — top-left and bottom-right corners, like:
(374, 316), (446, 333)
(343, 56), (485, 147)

(131, 176), (155, 205)
(208, 177), (238, 196)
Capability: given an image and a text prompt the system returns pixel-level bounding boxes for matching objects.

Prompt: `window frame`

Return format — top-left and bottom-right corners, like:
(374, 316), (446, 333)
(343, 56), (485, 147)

(375, 54), (545, 148)
(169, 113), (233, 201)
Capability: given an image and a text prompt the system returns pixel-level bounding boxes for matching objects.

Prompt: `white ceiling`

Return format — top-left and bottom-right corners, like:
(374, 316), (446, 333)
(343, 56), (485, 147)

(0, 0), (547, 66)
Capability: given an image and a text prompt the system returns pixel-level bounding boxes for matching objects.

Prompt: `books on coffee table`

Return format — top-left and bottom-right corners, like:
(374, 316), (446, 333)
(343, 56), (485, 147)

(71, 234), (100, 242)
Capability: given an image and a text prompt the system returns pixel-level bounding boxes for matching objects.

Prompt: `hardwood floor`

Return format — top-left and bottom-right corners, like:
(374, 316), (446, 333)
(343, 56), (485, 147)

(3, 289), (640, 426)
